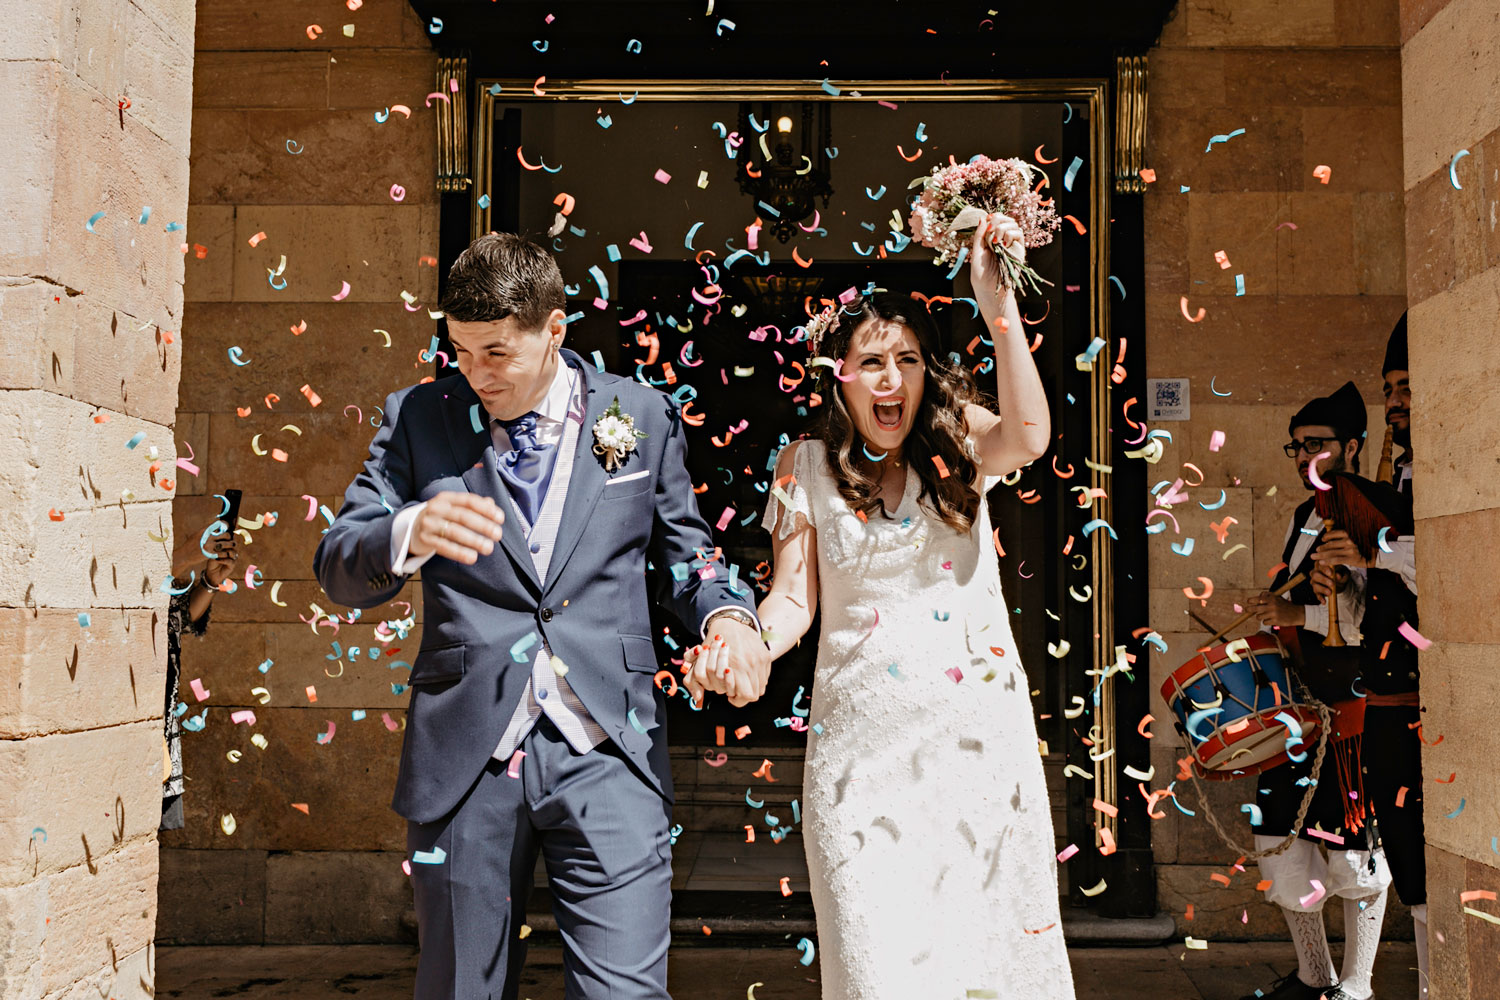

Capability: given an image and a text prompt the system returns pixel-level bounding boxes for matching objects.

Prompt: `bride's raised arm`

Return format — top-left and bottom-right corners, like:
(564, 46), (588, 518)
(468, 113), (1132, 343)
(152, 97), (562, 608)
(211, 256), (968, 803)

(757, 442), (820, 661)
(964, 214), (1051, 478)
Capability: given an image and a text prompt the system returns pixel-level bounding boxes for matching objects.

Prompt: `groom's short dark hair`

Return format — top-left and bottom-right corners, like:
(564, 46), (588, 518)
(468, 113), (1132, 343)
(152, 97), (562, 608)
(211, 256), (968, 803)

(439, 232), (565, 329)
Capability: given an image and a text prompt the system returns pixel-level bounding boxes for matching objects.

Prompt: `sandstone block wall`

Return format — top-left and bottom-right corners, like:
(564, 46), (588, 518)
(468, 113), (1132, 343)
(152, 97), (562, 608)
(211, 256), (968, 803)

(155, 0), (439, 945)
(1142, 0), (1411, 941)
(0, 0), (196, 995)
(1400, 0), (1500, 995)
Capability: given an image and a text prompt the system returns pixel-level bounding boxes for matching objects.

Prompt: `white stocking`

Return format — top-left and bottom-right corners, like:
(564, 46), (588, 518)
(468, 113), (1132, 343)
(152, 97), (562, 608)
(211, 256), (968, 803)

(1338, 889), (1387, 1000)
(1284, 906), (1336, 988)
(1411, 903), (1429, 1000)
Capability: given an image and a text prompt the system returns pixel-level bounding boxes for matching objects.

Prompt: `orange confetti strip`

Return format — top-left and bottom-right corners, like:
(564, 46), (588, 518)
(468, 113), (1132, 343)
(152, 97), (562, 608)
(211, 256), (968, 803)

(792, 246), (814, 268)
(1435, 772), (1457, 784)
(1396, 786), (1409, 807)
(1061, 214), (1086, 234)
(1210, 873), (1232, 886)
(1185, 904), (1195, 921)
(897, 144), (923, 161)
(1256, 879), (1274, 892)
(1461, 890), (1498, 903)
(1034, 144), (1059, 164)
(779, 877), (793, 897)
(1138, 714), (1154, 739)
(931, 456), (950, 479)
(1180, 296), (1207, 323)
(735, 725), (752, 740)
(1092, 798), (1119, 819)
(744, 826), (755, 843)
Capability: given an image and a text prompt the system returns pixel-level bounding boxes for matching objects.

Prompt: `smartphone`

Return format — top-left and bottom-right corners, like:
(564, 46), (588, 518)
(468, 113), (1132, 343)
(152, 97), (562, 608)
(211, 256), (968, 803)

(219, 488), (243, 537)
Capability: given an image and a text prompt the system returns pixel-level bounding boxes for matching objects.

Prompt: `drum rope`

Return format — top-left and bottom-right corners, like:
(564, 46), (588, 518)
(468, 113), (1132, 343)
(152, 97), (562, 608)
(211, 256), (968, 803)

(1185, 698), (1334, 861)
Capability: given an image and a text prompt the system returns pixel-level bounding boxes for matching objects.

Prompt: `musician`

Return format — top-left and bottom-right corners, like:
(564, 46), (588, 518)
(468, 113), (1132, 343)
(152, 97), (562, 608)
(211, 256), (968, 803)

(1313, 313), (1426, 998)
(1242, 381), (1391, 1000)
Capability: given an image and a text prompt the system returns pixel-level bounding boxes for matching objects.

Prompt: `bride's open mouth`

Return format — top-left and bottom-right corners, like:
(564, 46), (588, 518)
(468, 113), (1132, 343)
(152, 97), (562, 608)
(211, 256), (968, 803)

(873, 397), (904, 430)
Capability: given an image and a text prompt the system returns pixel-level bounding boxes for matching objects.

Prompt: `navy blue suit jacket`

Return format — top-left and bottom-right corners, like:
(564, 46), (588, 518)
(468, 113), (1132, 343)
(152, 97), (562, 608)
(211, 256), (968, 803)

(312, 351), (754, 824)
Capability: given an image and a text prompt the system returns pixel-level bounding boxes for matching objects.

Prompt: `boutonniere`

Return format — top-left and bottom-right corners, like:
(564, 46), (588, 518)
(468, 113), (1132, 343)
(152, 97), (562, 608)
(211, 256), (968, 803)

(593, 397), (647, 472)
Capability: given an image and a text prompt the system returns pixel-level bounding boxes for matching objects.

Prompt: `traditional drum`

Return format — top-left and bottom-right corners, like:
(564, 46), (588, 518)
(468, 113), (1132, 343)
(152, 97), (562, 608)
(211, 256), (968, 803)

(1160, 634), (1327, 781)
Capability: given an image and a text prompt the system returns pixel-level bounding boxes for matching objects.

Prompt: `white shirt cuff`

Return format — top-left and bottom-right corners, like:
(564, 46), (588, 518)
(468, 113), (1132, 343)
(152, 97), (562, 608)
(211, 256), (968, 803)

(1374, 538), (1417, 595)
(390, 502), (435, 576)
(701, 604), (762, 640)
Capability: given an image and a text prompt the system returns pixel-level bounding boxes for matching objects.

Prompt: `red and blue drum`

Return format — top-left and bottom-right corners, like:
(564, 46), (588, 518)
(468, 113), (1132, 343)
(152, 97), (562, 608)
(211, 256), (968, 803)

(1159, 634), (1323, 781)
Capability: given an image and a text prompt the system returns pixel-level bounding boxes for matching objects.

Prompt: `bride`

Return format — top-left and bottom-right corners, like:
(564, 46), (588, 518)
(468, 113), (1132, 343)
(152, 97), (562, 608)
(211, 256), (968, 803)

(685, 216), (1076, 998)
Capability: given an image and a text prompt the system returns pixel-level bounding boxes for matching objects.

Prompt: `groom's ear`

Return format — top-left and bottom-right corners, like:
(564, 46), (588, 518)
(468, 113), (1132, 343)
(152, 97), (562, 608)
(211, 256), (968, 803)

(545, 308), (568, 348)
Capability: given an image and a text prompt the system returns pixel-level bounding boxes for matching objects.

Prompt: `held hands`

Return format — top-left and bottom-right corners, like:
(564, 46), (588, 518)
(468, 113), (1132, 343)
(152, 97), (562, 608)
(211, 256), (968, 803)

(1247, 590), (1305, 629)
(411, 492), (505, 565)
(681, 618), (771, 708)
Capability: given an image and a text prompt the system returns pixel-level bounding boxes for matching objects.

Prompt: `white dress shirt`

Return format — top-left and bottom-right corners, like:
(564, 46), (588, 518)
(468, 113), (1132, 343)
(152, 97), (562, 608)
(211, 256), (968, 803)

(388, 357), (760, 764)
(390, 360), (609, 760)
(1372, 461), (1416, 593)
(1266, 504), (1365, 641)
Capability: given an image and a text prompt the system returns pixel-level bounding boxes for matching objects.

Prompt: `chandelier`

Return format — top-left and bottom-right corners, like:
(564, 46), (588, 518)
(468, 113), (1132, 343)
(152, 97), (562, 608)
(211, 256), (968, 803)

(735, 101), (834, 243)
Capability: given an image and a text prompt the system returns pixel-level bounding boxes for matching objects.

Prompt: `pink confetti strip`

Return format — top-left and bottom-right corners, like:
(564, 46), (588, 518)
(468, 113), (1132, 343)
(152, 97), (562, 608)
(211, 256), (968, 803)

(189, 678), (211, 701)
(1398, 621), (1432, 650)
(506, 749), (526, 778)
(1299, 879), (1326, 909)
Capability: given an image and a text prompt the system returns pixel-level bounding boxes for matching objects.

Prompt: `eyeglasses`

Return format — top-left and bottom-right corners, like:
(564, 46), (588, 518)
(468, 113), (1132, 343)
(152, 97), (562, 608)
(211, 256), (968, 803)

(1283, 437), (1339, 458)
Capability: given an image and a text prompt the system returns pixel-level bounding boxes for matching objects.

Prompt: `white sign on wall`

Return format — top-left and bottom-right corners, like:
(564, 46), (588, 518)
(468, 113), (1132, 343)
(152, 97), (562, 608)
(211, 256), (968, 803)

(1146, 378), (1190, 421)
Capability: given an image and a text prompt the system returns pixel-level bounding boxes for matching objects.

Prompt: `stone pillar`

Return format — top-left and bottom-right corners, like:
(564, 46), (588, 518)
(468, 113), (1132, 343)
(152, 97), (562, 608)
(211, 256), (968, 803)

(1142, 0), (1408, 940)
(1399, 2), (1500, 996)
(154, 0), (437, 945)
(0, 0), (196, 996)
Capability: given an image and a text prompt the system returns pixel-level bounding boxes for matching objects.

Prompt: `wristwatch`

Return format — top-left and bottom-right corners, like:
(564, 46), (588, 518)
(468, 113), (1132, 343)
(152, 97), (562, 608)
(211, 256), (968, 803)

(704, 607), (758, 637)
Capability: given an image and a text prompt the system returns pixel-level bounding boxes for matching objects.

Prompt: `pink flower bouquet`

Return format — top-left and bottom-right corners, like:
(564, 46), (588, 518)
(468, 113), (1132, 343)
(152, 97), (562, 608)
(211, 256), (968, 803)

(907, 155), (1061, 296)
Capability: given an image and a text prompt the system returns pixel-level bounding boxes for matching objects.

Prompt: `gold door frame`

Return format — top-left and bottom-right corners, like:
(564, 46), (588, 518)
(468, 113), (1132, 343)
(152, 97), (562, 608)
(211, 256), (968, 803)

(467, 77), (1119, 838)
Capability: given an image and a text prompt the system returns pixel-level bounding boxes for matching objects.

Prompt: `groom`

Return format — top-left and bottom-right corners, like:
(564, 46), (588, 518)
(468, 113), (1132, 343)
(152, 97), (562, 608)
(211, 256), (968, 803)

(313, 232), (769, 998)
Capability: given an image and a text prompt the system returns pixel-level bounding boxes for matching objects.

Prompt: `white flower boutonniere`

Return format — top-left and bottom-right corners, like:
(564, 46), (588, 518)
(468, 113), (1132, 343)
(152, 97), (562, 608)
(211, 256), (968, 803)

(593, 397), (647, 472)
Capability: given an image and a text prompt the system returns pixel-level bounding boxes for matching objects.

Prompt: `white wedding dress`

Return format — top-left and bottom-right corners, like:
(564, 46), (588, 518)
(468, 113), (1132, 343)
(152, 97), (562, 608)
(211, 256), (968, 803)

(763, 442), (1074, 1000)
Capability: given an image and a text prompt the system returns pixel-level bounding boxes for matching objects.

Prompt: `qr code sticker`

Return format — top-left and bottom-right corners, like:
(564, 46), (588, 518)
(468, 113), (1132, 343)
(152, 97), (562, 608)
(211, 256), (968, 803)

(1153, 381), (1181, 410)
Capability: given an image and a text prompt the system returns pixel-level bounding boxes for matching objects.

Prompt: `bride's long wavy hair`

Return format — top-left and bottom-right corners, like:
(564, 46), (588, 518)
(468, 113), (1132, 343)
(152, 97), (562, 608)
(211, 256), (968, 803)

(813, 292), (984, 533)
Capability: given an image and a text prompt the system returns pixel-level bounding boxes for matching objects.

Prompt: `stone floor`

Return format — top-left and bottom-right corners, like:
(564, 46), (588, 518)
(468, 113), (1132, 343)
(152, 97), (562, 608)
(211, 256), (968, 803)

(155, 941), (1419, 999)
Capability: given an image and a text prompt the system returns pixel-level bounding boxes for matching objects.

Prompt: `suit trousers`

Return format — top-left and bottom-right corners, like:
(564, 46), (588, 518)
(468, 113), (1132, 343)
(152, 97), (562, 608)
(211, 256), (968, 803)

(406, 714), (674, 999)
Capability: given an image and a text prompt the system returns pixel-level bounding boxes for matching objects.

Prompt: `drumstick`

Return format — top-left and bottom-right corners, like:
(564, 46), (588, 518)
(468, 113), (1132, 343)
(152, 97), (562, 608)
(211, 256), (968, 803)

(1185, 608), (1221, 635)
(1198, 572), (1308, 648)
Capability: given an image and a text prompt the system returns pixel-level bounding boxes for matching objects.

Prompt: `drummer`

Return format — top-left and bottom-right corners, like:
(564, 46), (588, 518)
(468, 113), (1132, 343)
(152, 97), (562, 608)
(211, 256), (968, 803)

(1313, 312), (1426, 999)
(1242, 381), (1391, 1000)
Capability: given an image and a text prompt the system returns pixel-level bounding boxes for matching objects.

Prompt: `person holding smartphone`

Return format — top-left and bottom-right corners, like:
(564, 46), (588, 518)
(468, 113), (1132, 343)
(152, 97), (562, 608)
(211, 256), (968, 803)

(160, 502), (240, 830)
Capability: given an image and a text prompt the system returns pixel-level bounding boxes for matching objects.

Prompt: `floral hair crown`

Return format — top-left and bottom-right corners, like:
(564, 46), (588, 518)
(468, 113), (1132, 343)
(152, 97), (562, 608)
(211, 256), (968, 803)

(803, 303), (841, 355)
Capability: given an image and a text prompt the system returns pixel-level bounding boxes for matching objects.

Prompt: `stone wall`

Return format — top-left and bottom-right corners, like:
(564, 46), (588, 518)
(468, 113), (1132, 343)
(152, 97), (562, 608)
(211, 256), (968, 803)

(1141, 0), (1411, 941)
(0, 0), (197, 995)
(1399, 0), (1500, 995)
(155, 0), (439, 944)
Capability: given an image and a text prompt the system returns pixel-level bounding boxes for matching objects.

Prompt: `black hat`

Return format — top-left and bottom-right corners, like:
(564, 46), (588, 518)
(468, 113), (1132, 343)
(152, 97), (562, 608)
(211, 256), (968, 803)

(1289, 380), (1367, 442)
(1383, 311), (1408, 376)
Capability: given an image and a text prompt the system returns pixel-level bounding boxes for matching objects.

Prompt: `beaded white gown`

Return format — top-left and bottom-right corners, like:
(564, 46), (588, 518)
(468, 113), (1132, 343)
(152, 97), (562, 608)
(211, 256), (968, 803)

(763, 442), (1074, 1000)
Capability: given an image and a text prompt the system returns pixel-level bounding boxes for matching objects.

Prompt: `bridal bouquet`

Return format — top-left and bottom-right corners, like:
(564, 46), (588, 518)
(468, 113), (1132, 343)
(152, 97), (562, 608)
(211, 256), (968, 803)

(907, 155), (1061, 296)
